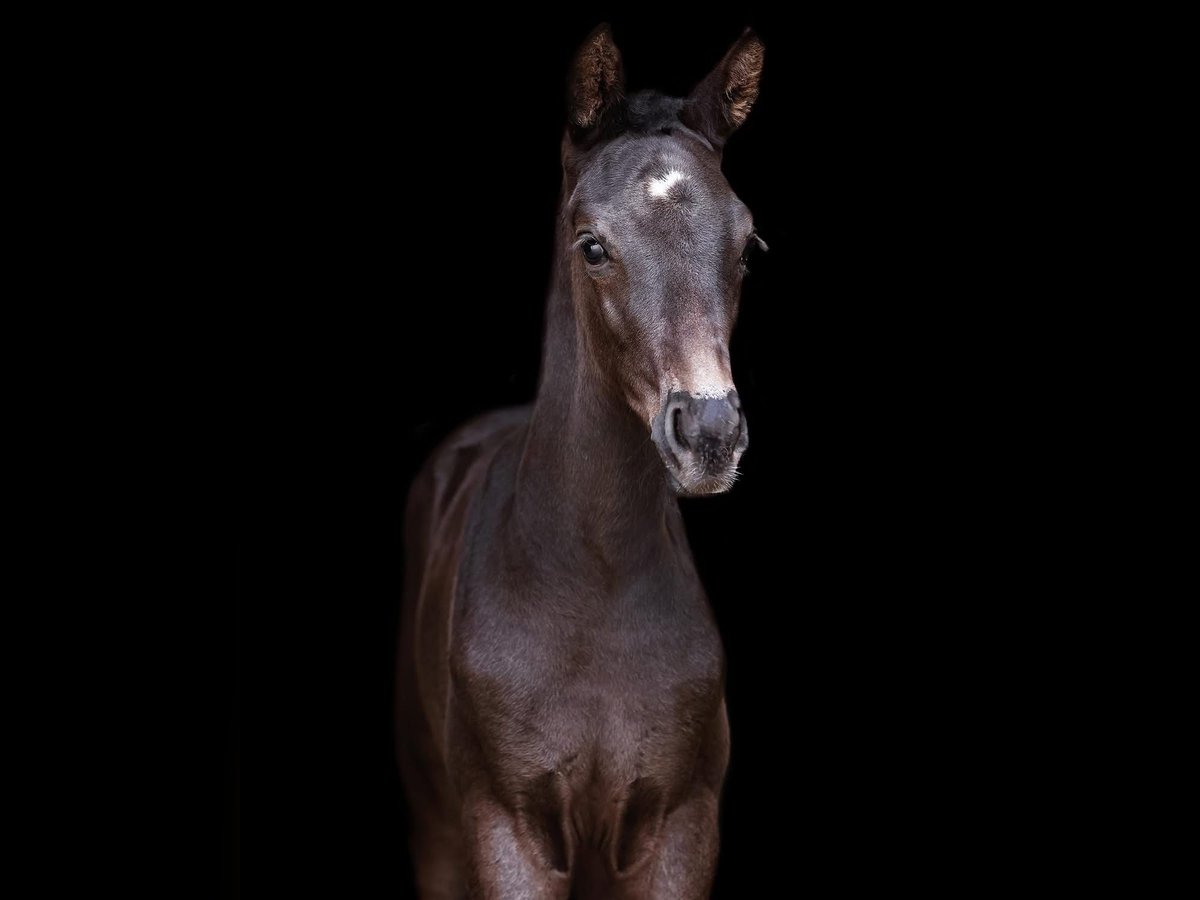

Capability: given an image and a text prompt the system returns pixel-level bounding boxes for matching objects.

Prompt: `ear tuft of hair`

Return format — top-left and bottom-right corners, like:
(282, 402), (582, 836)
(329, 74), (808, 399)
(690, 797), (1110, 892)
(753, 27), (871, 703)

(682, 29), (765, 147)
(568, 24), (626, 133)
(722, 33), (764, 129)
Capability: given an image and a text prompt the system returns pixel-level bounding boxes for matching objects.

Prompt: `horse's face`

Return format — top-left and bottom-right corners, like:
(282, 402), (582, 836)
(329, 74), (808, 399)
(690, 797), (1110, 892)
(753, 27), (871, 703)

(565, 27), (765, 496)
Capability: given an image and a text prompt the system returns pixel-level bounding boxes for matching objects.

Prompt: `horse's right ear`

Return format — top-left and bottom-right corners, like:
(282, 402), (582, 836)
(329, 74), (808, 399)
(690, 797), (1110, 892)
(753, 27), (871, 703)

(567, 24), (625, 142)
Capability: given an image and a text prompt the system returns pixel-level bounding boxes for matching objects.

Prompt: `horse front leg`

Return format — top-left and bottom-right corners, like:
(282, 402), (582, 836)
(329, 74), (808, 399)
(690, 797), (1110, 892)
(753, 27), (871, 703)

(614, 786), (721, 900)
(462, 793), (572, 900)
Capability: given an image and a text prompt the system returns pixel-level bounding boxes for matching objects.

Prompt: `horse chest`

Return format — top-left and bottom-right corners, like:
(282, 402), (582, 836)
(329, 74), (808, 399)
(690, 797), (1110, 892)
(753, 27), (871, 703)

(452, 591), (724, 785)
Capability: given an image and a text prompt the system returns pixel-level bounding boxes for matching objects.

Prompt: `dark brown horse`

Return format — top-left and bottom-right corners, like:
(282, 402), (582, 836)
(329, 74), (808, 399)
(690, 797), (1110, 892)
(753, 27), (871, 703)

(398, 25), (766, 898)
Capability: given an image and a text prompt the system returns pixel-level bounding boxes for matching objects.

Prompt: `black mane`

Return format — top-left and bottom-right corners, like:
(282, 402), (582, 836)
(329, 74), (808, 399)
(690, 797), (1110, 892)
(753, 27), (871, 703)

(622, 90), (687, 134)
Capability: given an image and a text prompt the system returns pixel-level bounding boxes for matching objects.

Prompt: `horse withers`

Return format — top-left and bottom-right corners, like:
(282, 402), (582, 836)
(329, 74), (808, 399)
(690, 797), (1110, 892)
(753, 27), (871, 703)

(398, 25), (766, 899)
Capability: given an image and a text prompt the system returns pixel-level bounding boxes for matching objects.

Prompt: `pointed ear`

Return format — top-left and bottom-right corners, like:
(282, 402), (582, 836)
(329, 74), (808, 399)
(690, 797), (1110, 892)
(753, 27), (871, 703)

(682, 29), (764, 147)
(567, 24), (625, 140)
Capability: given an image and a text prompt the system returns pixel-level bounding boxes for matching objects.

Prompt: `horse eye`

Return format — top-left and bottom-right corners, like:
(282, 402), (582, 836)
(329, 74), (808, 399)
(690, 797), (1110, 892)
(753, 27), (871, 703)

(741, 232), (768, 269)
(581, 237), (607, 264)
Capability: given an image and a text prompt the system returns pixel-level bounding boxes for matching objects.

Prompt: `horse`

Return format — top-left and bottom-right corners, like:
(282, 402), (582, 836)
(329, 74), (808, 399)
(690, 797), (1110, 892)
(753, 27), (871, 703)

(397, 25), (766, 899)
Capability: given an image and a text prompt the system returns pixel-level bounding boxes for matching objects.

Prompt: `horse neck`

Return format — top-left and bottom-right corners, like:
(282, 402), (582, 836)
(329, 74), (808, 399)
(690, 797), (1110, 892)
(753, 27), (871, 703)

(511, 201), (677, 570)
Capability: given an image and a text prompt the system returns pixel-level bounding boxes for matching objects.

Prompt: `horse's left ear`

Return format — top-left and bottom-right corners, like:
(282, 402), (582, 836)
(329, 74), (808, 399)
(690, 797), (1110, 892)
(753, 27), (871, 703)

(682, 29), (765, 148)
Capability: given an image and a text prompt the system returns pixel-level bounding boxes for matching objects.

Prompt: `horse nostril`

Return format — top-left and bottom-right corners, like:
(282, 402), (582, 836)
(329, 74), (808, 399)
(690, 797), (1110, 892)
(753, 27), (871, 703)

(655, 390), (745, 470)
(672, 406), (688, 451)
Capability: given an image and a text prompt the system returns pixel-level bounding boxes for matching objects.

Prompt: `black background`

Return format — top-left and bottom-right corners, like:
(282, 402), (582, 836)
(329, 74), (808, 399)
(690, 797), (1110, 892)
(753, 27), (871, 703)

(240, 9), (1057, 897)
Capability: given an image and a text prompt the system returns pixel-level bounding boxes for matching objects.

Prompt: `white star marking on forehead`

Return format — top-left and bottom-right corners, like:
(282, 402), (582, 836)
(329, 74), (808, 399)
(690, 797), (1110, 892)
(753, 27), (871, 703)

(646, 168), (689, 199)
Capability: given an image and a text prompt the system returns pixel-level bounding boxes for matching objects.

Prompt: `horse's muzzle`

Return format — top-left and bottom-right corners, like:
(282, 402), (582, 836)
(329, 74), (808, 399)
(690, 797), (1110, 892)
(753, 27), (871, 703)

(651, 389), (749, 495)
